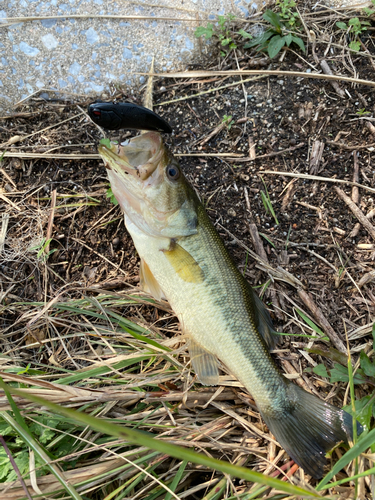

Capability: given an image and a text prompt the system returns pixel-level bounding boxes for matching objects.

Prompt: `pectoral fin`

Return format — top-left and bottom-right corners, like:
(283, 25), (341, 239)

(163, 242), (204, 283)
(189, 339), (219, 386)
(140, 259), (166, 301)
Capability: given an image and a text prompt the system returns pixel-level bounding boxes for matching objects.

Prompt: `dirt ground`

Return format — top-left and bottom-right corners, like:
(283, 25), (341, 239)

(1, 4), (375, 496)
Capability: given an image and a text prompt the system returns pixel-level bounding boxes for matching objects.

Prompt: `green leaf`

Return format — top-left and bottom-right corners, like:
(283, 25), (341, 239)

(221, 37), (232, 46)
(291, 35), (305, 52)
(238, 28), (252, 39)
(307, 347), (348, 366)
(268, 35), (286, 58)
(343, 395), (374, 431)
(99, 138), (112, 148)
(0, 380), (320, 499)
(263, 10), (282, 31)
(106, 187), (119, 205)
(218, 15), (226, 28)
(1, 411), (83, 499)
(318, 427), (375, 489)
(360, 351), (375, 377)
(6, 452), (30, 482)
(194, 24), (213, 39)
(363, 7), (375, 15)
(313, 364), (329, 378)
(349, 40), (361, 51)
(329, 363), (367, 384)
(284, 33), (293, 46)
(336, 21), (348, 30)
(348, 17), (360, 26)
(0, 456), (11, 481)
(244, 29), (274, 48)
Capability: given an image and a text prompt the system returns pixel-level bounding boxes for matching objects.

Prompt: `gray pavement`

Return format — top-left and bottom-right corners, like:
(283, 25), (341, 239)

(0, 0), (259, 113)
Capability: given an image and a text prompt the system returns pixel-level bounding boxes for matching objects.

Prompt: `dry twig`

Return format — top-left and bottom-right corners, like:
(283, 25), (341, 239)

(334, 186), (375, 242)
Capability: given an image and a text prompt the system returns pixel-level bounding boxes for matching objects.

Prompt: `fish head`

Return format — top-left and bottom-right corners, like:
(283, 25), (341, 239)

(98, 132), (198, 238)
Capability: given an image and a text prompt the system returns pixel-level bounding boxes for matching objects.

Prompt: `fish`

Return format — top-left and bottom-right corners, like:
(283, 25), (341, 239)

(88, 101), (172, 133)
(98, 131), (361, 479)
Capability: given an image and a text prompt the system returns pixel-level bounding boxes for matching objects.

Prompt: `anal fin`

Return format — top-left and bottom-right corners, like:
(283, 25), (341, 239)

(140, 259), (166, 301)
(189, 339), (219, 386)
(163, 241), (204, 284)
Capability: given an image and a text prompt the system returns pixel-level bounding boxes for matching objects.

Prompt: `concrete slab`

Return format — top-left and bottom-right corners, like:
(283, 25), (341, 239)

(0, 0), (259, 113)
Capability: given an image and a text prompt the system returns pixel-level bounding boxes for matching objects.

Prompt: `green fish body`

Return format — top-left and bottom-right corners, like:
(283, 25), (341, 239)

(99, 132), (359, 479)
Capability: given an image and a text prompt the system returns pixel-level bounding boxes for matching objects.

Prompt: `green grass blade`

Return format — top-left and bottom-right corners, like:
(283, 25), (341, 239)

(41, 299), (169, 352)
(346, 327), (358, 496)
(260, 191), (270, 214)
(0, 377), (29, 433)
(296, 309), (325, 336)
(258, 233), (275, 248)
(0, 411), (83, 500)
(164, 460), (188, 500)
(317, 428), (375, 490)
(201, 475), (227, 500)
(55, 356), (151, 384)
(0, 380), (319, 498)
(322, 465), (375, 488)
(106, 310), (170, 351)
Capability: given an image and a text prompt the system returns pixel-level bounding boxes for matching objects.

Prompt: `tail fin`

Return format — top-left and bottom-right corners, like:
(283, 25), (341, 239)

(260, 383), (362, 479)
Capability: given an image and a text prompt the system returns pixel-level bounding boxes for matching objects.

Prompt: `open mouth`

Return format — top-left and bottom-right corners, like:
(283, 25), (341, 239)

(98, 132), (164, 180)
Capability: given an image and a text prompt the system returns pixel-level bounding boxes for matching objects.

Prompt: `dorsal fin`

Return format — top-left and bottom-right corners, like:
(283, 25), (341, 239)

(248, 285), (279, 349)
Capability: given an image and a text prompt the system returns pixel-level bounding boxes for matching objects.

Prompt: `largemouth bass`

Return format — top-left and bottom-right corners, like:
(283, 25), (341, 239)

(99, 131), (359, 479)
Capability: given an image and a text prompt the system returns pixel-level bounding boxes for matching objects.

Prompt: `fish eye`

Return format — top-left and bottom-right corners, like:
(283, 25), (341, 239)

(166, 164), (180, 181)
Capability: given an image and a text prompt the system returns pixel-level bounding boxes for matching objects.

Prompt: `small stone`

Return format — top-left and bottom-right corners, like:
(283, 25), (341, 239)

(228, 208), (236, 217)
(112, 237), (120, 247)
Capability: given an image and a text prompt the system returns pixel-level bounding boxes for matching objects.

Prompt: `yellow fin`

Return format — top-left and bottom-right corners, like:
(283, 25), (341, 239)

(189, 340), (219, 386)
(140, 259), (166, 301)
(163, 242), (204, 283)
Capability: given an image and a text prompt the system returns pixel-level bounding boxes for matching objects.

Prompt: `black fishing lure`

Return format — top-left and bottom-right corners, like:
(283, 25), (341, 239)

(88, 101), (172, 133)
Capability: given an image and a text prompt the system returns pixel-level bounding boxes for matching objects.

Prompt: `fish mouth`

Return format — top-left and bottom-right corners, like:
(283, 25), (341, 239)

(98, 132), (165, 181)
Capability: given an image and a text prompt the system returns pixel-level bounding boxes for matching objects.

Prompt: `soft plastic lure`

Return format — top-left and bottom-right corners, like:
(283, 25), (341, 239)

(88, 101), (172, 133)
